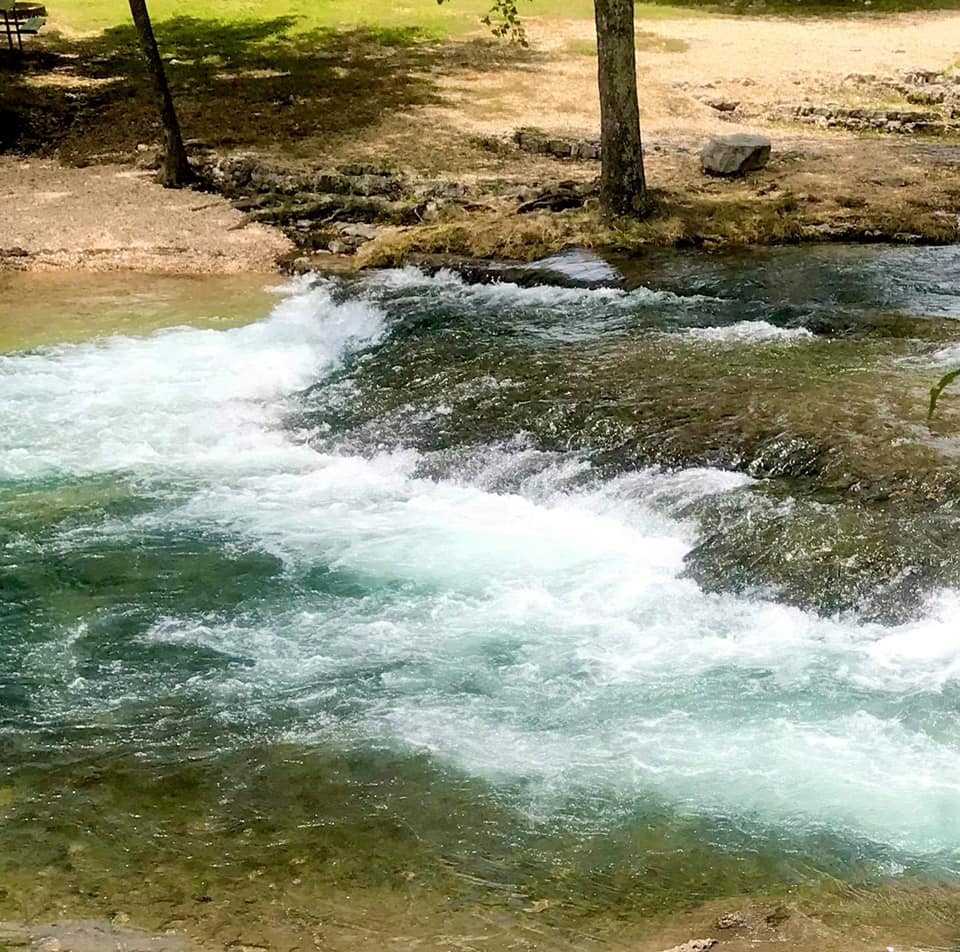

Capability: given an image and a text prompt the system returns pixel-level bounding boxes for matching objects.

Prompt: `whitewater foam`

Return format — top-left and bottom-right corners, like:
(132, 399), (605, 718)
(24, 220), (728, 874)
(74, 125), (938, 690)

(4, 273), (960, 864)
(685, 321), (815, 343)
(0, 278), (384, 481)
(358, 265), (712, 309)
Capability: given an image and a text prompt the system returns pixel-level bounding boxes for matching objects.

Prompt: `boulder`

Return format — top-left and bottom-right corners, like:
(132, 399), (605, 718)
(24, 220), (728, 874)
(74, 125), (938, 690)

(701, 134), (771, 176)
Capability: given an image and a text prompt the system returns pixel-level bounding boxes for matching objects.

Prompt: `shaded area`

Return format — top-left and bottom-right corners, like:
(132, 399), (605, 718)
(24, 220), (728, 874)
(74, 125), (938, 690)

(0, 15), (535, 162)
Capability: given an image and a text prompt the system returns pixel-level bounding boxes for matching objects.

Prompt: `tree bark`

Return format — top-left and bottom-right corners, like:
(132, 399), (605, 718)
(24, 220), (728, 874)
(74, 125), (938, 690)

(128, 0), (191, 188)
(594, 0), (649, 217)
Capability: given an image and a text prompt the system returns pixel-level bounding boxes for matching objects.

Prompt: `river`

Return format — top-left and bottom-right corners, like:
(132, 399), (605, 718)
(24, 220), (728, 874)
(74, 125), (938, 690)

(2, 248), (960, 950)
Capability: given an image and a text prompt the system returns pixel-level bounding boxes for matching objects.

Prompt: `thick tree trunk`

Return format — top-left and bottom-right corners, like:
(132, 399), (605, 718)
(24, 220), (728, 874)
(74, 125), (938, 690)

(594, 0), (649, 217)
(128, 0), (191, 188)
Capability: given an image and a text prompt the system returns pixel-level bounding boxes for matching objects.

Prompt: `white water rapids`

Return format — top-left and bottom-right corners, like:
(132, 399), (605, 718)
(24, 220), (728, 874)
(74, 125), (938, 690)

(3, 271), (960, 866)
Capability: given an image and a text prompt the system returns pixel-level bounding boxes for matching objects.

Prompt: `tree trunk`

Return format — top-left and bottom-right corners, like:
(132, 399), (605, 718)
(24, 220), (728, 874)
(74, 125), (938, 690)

(594, 0), (649, 217)
(128, 0), (191, 188)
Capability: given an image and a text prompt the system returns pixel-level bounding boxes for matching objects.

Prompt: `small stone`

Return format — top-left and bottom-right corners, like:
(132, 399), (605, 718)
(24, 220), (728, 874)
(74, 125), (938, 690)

(907, 86), (947, 104)
(703, 97), (740, 112)
(658, 940), (717, 952)
(337, 222), (381, 240)
(765, 904), (791, 927)
(717, 911), (747, 929)
(35, 940), (62, 952)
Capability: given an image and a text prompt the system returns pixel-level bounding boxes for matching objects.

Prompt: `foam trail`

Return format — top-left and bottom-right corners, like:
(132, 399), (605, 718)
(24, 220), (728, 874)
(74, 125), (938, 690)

(358, 265), (713, 308)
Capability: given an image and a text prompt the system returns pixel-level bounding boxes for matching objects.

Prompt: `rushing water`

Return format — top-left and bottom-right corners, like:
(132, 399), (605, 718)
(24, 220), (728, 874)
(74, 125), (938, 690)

(3, 249), (960, 949)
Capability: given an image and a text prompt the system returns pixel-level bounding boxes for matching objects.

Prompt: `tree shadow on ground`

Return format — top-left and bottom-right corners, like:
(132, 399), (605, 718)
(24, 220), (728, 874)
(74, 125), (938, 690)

(0, 16), (538, 162)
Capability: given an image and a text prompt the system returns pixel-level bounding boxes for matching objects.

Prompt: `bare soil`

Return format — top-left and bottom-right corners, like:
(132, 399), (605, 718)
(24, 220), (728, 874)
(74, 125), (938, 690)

(0, 158), (291, 272)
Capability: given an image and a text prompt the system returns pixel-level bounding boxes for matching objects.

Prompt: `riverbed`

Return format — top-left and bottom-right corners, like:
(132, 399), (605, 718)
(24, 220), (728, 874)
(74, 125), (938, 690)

(2, 248), (960, 951)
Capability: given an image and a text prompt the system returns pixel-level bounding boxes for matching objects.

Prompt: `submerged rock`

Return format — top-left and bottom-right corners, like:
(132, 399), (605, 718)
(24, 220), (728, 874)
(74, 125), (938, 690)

(701, 134), (771, 176)
(0, 921), (186, 952)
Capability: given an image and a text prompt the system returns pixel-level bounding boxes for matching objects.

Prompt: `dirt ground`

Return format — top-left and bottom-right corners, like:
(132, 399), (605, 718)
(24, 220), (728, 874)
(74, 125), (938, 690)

(0, 158), (291, 272)
(1, 9), (959, 270)
(427, 10), (960, 142)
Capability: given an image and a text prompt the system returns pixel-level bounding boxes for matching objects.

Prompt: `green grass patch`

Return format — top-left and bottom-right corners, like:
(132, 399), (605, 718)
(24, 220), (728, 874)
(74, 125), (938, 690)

(41, 0), (960, 37)
(637, 29), (689, 50)
(51, 0), (498, 37)
(565, 37), (596, 55)
(566, 29), (688, 56)
(48, 0), (706, 37)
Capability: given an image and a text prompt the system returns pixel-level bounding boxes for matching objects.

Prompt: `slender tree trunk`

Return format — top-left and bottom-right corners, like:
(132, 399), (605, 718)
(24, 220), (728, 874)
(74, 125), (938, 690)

(128, 0), (191, 187)
(594, 0), (649, 217)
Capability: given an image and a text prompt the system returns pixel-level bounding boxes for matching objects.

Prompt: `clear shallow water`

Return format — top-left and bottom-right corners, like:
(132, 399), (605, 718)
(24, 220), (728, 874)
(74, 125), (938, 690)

(4, 251), (960, 946)
(0, 272), (284, 352)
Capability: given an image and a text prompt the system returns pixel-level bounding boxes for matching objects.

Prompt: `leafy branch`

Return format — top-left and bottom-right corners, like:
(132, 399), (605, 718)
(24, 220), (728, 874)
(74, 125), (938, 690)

(482, 0), (528, 44)
(438, 0), (529, 45)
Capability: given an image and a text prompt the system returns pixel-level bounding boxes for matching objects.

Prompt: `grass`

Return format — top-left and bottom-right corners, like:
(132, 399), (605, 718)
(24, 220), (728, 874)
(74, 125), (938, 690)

(47, 0), (705, 38)
(566, 30), (688, 56)
(42, 0), (960, 41)
(50, 0), (494, 37)
(354, 171), (960, 267)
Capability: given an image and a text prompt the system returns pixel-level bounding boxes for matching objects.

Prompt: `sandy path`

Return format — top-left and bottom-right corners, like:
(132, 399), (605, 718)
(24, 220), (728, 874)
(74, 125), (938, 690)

(0, 159), (292, 273)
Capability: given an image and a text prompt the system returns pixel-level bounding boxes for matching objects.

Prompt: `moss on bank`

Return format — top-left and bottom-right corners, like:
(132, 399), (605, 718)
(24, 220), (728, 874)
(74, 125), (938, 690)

(352, 185), (959, 269)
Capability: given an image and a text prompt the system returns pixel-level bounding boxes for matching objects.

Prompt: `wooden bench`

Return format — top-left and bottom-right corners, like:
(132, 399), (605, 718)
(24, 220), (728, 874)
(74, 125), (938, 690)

(1, 1), (47, 54)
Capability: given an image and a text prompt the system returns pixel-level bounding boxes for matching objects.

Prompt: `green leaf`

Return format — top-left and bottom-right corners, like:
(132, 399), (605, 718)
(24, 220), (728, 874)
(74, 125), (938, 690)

(928, 367), (960, 420)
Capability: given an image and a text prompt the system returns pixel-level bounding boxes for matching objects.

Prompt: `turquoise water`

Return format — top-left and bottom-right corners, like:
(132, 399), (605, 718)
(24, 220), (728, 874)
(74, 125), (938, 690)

(4, 252), (960, 945)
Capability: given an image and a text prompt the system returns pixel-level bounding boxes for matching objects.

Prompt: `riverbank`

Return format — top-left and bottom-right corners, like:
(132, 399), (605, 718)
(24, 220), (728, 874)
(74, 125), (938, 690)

(3, 134), (959, 274)
(5, 881), (960, 952)
(2, 7), (960, 273)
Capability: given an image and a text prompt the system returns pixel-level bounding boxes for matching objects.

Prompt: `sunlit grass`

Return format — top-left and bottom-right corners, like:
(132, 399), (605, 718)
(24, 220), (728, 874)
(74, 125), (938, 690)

(47, 0), (960, 37)
(49, 0), (703, 37)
